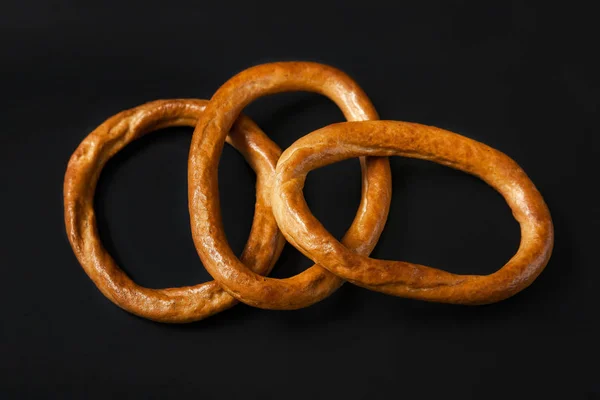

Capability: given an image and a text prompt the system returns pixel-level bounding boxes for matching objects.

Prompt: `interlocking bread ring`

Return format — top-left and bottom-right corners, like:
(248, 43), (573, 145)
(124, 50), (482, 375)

(272, 120), (554, 304)
(66, 61), (554, 322)
(64, 99), (286, 322)
(188, 62), (392, 309)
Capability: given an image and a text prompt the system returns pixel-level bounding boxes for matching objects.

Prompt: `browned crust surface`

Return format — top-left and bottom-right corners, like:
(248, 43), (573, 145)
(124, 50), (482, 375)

(188, 62), (392, 309)
(64, 99), (285, 322)
(66, 62), (551, 320)
(272, 120), (554, 304)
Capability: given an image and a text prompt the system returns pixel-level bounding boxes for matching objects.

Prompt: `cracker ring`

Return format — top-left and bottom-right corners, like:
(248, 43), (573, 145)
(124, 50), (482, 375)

(64, 99), (285, 322)
(273, 120), (554, 304)
(188, 62), (392, 309)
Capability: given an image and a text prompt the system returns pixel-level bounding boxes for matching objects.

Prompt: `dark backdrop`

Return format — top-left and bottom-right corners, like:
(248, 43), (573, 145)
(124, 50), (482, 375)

(2, 1), (598, 398)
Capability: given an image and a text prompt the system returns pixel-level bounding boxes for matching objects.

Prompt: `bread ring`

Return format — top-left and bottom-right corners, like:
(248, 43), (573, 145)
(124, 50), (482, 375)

(188, 62), (392, 309)
(64, 99), (285, 322)
(272, 120), (554, 304)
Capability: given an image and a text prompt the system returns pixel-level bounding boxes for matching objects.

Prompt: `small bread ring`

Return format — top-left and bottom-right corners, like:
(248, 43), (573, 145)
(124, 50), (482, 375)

(64, 99), (285, 322)
(272, 120), (554, 304)
(188, 62), (392, 309)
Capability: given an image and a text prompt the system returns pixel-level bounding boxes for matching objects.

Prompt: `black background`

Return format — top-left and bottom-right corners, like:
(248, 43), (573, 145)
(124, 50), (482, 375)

(2, 1), (598, 398)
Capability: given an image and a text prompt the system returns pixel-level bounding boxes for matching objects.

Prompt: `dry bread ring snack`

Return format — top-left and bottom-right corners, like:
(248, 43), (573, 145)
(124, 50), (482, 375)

(64, 99), (285, 322)
(188, 62), (392, 309)
(272, 120), (554, 304)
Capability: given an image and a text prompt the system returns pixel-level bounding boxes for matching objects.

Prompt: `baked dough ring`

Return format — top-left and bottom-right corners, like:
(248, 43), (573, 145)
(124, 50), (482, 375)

(188, 62), (392, 309)
(272, 120), (554, 304)
(64, 99), (285, 322)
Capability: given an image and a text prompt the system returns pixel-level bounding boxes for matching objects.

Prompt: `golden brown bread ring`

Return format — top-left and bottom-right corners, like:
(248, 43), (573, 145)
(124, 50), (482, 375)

(64, 99), (285, 322)
(188, 62), (392, 309)
(272, 120), (554, 304)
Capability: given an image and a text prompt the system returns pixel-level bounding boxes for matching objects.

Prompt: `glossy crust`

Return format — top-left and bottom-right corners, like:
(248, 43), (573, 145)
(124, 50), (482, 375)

(188, 62), (392, 309)
(272, 120), (554, 304)
(64, 99), (285, 322)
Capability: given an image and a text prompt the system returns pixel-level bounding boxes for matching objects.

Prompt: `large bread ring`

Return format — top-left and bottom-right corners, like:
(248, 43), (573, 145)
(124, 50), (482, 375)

(64, 99), (285, 322)
(272, 120), (554, 304)
(188, 62), (392, 309)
